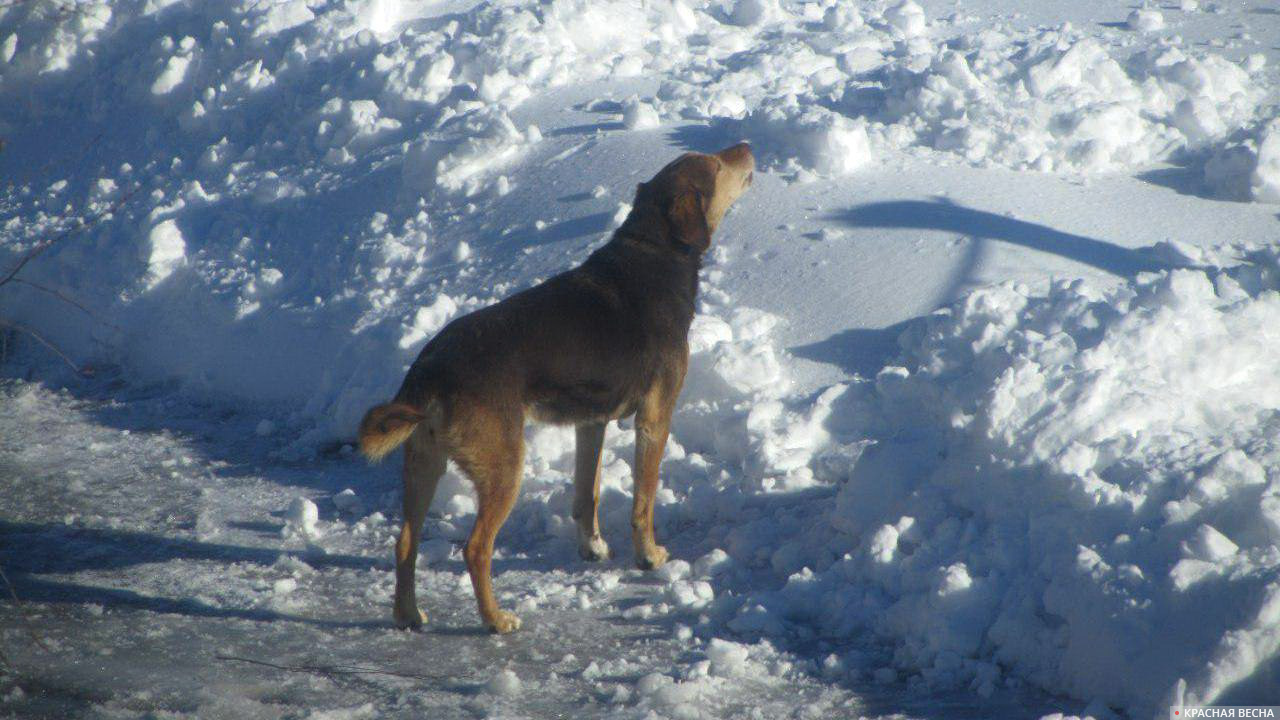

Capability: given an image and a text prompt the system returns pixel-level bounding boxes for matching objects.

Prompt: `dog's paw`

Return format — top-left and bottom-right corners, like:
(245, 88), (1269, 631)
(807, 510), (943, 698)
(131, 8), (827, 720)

(636, 544), (669, 571)
(578, 531), (612, 562)
(486, 610), (522, 634)
(393, 605), (427, 630)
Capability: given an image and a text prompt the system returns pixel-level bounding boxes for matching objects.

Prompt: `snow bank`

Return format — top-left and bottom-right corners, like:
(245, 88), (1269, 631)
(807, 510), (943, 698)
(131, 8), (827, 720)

(1, 0), (1270, 206)
(1, 0), (1273, 429)
(653, 2), (1269, 177)
(879, 32), (1262, 172)
(876, 267), (1280, 711)
(681, 249), (1280, 715)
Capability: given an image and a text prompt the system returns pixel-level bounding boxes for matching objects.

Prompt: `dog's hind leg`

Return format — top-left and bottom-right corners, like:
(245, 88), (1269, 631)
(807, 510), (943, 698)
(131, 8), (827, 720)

(393, 429), (445, 629)
(454, 410), (525, 633)
(572, 421), (611, 561)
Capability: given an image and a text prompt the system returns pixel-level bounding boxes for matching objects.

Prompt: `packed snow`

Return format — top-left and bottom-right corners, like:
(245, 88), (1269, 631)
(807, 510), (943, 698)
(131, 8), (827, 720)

(3, 0), (1280, 718)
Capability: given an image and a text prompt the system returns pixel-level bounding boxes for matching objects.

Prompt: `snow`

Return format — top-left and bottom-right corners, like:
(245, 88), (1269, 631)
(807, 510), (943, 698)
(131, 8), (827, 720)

(706, 638), (751, 677)
(487, 668), (523, 697)
(727, 0), (781, 28)
(622, 95), (661, 131)
(285, 497), (321, 539)
(3, 0), (1280, 718)
(755, 257), (1280, 711)
(333, 489), (364, 516)
(397, 293), (458, 350)
(884, 1), (928, 39)
(1253, 120), (1280, 202)
(150, 41), (193, 95)
(1128, 9), (1165, 34)
(143, 219), (187, 286)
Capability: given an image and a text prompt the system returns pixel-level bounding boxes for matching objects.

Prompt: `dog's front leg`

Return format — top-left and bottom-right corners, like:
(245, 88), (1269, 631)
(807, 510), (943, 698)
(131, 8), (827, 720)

(631, 370), (683, 570)
(573, 422), (611, 561)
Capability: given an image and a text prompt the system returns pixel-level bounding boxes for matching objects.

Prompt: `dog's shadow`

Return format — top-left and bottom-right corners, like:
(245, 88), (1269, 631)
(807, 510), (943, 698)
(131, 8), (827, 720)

(489, 211), (615, 254)
(668, 123), (746, 154)
(0, 520), (387, 629)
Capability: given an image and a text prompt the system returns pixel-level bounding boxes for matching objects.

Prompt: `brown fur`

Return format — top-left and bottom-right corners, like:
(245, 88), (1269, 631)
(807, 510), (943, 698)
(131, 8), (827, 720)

(357, 402), (426, 462)
(358, 142), (755, 633)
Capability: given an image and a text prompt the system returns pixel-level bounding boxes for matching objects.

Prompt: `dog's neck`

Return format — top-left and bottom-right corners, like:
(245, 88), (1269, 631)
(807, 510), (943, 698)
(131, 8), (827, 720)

(614, 202), (705, 264)
(598, 206), (703, 325)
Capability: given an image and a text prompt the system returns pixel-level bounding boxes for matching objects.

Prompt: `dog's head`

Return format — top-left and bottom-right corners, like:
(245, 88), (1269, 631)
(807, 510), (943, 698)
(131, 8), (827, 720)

(628, 143), (754, 254)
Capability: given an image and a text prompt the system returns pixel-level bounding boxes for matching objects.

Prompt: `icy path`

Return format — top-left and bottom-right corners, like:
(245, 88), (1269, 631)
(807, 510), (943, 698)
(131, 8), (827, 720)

(0, 379), (1066, 718)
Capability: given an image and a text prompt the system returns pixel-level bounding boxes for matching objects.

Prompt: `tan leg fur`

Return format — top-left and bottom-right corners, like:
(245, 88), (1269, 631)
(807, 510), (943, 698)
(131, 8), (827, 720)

(393, 428), (445, 629)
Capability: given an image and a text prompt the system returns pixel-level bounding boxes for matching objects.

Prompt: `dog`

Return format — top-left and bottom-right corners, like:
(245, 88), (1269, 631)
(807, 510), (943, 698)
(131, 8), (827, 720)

(357, 142), (754, 633)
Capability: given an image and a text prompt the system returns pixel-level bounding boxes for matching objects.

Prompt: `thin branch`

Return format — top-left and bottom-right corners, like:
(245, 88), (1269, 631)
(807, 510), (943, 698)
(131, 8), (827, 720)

(9, 278), (120, 330)
(0, 320), (88, 375)
(0, 566), (9, 668)
(0, 187), (137, 289)
(0, 565), (52, 654)
(215, 653), (446, 682)
(0, 567), (19, 606)
(5, 132), (103, 194)
(0, 186), (137, 374)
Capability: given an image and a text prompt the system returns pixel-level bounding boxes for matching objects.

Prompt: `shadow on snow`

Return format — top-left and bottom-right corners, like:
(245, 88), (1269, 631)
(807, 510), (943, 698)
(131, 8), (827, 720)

(792, 197), (1190, 378)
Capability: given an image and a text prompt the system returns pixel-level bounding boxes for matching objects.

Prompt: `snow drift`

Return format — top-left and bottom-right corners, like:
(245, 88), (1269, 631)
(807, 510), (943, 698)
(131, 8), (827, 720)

(715, 249), (1280, 713)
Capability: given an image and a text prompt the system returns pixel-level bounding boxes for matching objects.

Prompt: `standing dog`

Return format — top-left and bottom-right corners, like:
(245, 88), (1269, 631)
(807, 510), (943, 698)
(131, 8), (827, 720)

(358, 143), (754, 633)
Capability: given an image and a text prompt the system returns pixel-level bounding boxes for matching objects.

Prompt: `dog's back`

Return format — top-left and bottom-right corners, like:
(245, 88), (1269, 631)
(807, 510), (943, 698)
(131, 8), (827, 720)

(395, 231), (701, 428)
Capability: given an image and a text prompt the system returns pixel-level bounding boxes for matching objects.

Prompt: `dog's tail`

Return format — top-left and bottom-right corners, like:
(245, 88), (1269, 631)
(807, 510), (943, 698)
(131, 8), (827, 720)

(358, 401), (426, 462)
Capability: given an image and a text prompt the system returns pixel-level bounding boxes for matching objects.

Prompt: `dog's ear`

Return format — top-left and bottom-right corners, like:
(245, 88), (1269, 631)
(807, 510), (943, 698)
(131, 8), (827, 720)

(667, 190), (710, 253)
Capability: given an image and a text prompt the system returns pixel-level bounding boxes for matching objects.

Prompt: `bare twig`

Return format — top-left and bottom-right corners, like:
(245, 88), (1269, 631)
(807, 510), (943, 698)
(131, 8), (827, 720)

(0, 566), (9, 668)
(215, 653), (446, 682)
(0, 568), (19, 606)
(4, 132), (103, 194)
(0, 320), (88, 375)
(0, 186), (138, 372)
(8, 278), (120, 330)
(0, 565), (52, 656)
(0, 187), (137, 288)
